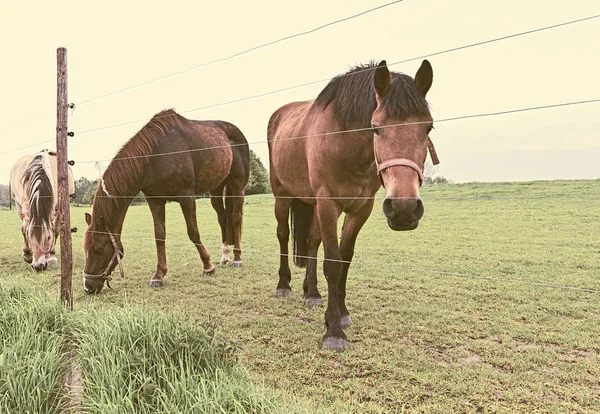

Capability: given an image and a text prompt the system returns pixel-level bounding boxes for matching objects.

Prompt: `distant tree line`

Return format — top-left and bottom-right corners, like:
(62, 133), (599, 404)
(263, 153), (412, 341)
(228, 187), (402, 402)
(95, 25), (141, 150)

(1, 153), (455, 207)
(423, 162), (451, 185)
(10, 149), (272, 207)
(0, 184), (10, 207)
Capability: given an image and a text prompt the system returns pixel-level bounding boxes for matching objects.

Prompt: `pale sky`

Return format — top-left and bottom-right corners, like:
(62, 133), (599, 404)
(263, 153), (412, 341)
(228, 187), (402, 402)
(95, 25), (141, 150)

(1, 0), (599, 185)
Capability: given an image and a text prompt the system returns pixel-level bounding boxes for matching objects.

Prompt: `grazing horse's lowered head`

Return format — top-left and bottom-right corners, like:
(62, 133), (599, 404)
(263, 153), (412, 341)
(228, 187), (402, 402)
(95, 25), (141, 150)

(10, 151), (71, 272)
(82, 212), (124, 294)
(371, 60), (435, 231)
(24, 156), (57, 271)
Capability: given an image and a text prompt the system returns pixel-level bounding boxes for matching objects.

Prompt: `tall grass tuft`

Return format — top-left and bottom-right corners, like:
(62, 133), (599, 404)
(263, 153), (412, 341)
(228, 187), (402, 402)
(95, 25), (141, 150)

(72, 307), (301, 413)
(0, 282), (70, 413)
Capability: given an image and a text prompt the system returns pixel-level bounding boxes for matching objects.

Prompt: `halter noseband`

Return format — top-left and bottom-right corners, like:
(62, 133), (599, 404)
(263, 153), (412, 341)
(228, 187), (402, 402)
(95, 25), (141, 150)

(374, 137), (440, 187)
(83, 229), (124, 288)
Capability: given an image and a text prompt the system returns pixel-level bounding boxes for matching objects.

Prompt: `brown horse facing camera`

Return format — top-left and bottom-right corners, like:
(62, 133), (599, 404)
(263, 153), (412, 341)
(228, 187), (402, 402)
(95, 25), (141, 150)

(268, 60), (439, 351)
(83, 110), (250, 294)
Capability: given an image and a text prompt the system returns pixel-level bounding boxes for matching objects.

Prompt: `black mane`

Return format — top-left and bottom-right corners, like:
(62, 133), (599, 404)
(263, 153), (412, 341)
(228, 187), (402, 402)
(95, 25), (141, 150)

(314, 61), (430, 130)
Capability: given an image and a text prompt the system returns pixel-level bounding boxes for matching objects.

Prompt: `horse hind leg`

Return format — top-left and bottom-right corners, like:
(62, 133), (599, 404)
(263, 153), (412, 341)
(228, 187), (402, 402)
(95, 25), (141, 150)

(209, 185), (230, 265)
(303, 214), (323, 308)
(179, 196), (215, 275)
(227, 185), (244, 268)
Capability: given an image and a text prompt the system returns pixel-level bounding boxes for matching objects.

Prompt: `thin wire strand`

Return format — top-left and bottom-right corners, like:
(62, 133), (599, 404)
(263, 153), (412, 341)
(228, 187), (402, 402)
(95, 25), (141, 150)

(1, 11), (597, 155)
(0, 139), (55, 156)
(76, 98), (600, 164)
(5, 193), (600, 201)
(17, 222), (598, 252)
(74, 194), (600, 200)
(74, 13), (600, 137)
(71, 229), (600, 294)
(75, 0), (404, 107)
(0, 113), (54, 134)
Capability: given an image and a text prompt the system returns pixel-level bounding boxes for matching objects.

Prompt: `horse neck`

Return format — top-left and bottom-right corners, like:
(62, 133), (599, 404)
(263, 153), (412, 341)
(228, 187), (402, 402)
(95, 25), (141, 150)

(344, 129), (377, 175)
(92, 168), (143, 234)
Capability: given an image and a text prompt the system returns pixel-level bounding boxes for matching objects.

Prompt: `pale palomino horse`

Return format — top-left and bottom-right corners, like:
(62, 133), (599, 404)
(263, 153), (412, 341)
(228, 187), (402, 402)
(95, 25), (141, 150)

(10, 150), (74, 271)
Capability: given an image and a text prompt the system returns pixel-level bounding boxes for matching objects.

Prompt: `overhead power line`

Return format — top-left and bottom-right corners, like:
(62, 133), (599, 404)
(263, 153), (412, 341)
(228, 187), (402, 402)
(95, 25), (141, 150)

(75, 0), (404, 106)
(75, 97), (600, 164)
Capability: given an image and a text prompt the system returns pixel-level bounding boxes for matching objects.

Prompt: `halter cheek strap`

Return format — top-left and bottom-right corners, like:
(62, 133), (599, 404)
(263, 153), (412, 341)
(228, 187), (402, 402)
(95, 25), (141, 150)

(374, 137), (440, 188)
(83, 229), (124, 288)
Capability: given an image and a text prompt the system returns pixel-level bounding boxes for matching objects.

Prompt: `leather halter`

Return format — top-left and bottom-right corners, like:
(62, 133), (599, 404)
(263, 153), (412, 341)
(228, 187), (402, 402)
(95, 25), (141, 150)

(83, 229), (124, 288)
(374, 137), (440, 188)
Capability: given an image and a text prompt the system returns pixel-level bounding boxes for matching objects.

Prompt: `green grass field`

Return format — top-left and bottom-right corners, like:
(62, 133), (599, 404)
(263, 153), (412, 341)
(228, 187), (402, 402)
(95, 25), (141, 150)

(1, 180), (599, 413)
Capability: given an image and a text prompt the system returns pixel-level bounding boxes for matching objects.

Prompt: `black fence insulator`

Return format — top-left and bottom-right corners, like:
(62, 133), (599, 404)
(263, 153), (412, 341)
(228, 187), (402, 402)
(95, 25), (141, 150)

(68, 160), (75, 166)
(67, 131), (75, 137)
(71, 227), (78, 233)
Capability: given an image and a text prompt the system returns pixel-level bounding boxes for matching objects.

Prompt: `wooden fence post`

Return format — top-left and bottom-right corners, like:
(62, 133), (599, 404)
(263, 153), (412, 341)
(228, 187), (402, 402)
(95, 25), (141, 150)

(56, 47), (73, 309)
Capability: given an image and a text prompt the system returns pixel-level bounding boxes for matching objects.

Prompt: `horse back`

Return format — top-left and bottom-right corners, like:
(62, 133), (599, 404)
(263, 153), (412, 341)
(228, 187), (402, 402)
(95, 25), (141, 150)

(146, 119), (243, 195)
(268, 101), (315, 199)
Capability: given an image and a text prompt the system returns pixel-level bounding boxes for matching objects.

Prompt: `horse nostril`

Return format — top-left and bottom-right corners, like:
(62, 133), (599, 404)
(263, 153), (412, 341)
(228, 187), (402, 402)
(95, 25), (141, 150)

(413, 198), (424, 220)
(382, 197), (394, 219)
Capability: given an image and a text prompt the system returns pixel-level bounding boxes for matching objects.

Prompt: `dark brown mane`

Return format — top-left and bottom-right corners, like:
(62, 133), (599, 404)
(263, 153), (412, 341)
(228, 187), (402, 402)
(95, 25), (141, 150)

(23, 153), (54, 239)
(314, 61), (430, 130)
(92, 109), (185, 220)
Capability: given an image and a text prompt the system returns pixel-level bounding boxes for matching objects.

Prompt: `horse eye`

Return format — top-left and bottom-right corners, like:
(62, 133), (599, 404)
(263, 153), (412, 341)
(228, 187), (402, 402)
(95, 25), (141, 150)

(427, 125), (434, 134)
(371, 124), (380, 136)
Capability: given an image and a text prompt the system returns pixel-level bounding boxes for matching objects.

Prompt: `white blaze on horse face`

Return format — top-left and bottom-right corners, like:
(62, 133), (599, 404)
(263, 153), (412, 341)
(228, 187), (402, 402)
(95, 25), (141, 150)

(220, 243), (230, 264)
(82, 275), (90, 293)
(32, 254), (48, 268)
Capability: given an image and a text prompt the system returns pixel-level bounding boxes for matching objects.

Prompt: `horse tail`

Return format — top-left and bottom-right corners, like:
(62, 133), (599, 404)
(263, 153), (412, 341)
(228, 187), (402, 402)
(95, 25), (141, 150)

(291, 198), (314, 268)
(224, 185), (235, 245)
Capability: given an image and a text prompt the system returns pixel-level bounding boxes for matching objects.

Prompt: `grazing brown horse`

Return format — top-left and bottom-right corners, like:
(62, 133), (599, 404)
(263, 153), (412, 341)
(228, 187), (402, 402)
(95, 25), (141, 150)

(268, 60), (438, 351)
(83, 109), (250, 293)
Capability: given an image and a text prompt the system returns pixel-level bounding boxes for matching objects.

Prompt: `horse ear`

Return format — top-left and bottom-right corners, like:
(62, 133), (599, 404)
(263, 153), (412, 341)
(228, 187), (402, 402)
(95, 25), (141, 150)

(85, 213), (92, 225)
(374, 60), (391, 97)
(414, 60), (433, 97)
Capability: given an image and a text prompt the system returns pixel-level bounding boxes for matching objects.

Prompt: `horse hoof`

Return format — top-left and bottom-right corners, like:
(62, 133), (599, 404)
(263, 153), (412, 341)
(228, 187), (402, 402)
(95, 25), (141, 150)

(149, 279), (163, 288)
(305, 297), (323, 308)
(204, 266), (216, 275)
(219, 258), (229, 265)
(232, 261), (243, 268)
(275, 288), (292, 298)
(341, 315), (352, 329)
(321, 337), (348, 352)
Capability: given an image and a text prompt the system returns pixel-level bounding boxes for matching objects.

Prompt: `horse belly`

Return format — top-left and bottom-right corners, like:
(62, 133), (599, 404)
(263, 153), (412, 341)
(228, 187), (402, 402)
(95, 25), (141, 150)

(192, 146), (233, 193)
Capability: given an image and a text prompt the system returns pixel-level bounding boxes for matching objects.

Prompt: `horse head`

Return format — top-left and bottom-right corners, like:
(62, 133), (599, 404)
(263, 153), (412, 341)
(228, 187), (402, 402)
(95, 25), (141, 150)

(371, 60), (436, 231)
(26, 212), (58, 271)
(82, 212), (124, 294)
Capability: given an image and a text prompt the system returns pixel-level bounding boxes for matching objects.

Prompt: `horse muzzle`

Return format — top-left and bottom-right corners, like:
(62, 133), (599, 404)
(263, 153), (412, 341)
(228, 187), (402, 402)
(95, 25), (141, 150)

(382, 196), (424, 231)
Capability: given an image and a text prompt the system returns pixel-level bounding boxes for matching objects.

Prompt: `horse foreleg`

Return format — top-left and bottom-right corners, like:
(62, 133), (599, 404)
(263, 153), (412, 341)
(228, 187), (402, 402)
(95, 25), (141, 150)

(147, 198), (168, 287)
(21, 224), (32, 264)
(338, 200), (374, 329)
(274, 197), (293, 296)
(316, 199), (346, 351)
(303, 215), (322, 307)
(179, 197), (214, 274)
(17, 203), (33, 264)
